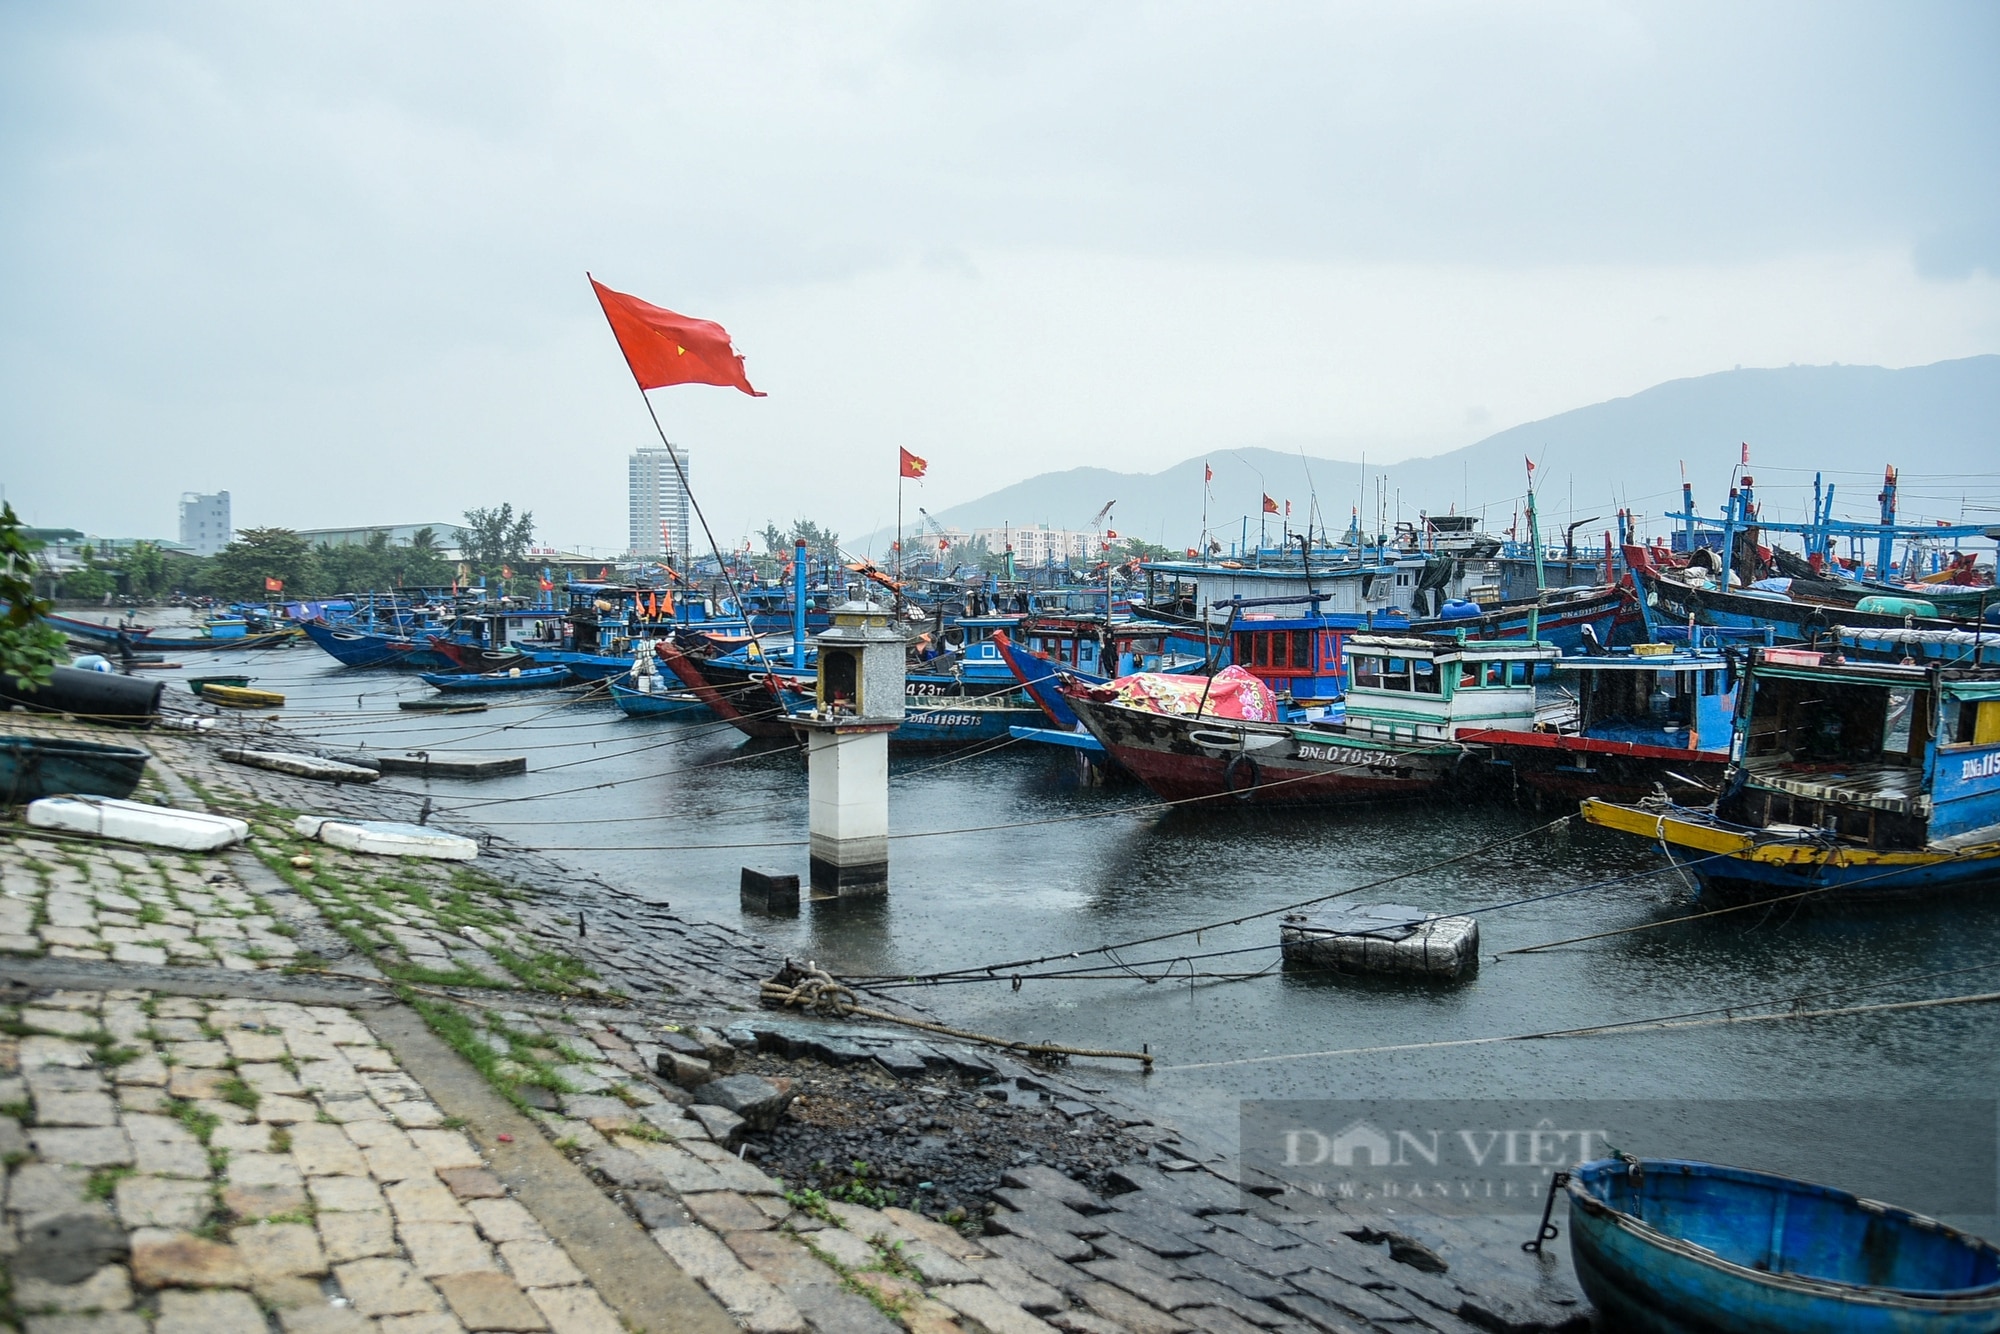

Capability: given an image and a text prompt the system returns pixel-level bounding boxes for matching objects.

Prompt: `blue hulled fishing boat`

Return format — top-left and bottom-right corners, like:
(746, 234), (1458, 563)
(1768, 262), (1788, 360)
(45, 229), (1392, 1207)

(1583, 644), (2000, 901)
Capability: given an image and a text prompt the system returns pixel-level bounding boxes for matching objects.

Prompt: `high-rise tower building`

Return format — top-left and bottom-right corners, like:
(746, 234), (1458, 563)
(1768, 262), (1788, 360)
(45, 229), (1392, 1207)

(628, 445), (692, 563)
(178, 491), (231, 556)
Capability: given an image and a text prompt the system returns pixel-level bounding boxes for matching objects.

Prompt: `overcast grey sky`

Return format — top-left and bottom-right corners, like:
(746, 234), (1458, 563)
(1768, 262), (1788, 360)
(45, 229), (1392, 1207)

(3, 2), (1995, 552)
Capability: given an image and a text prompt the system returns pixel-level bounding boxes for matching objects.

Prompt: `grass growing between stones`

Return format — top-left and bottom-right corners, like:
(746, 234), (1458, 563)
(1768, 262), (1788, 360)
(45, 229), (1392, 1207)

(403, 992), (576, 1113)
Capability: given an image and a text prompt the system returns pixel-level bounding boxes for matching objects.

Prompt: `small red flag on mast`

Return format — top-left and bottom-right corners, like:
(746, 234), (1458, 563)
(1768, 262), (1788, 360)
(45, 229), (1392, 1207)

(1262, 494), (1279, 515)
(900, 448), (928, 479)
(589, 277), (764, 397)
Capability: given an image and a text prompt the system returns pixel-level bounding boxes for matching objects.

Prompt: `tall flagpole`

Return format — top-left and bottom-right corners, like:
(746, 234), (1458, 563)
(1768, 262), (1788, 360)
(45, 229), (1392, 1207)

(633, 388), (761, 651)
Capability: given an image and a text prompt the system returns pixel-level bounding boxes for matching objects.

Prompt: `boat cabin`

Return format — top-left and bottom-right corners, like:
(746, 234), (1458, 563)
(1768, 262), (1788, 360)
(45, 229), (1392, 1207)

(1232, 616), (1353, 705)
(1716, 649), (2000, 849)
(1012, 616), (1205, 679)
(1342, 635), (1561, 743)
(1553, 643), (1740, 753)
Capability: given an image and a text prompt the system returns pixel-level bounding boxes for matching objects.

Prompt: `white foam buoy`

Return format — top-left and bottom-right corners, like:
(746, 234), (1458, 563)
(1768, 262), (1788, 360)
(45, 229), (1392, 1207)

(28, 796), (249, 850)
(293, 815), (477, 860)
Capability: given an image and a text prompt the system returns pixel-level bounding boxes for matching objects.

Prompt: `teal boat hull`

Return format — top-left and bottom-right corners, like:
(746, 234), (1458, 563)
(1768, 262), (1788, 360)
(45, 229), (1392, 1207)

(0, 735), (150, 803)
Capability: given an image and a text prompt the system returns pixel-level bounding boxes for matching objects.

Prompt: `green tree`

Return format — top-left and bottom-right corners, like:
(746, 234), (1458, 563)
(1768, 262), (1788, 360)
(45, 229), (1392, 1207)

(0, 503), (66, 688)
(115, 540), (173, 598)
(461, 505), (535, 586)
(210, 528), (320, 600)
(402, 527), (451, 587)
(761, 518), (840, 563)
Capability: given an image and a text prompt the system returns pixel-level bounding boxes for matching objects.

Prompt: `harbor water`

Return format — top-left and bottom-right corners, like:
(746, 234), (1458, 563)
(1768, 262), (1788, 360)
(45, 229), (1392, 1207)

(152, 641), (2000, 1210)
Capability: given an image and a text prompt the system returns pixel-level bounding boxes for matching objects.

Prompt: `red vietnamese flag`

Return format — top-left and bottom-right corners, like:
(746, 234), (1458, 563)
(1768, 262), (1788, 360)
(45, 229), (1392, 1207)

(1204, 463), (1213, 484)
(900, 448), (928, 479)
(1262, 494), (1279, 514)
(589, 277), (765, 396)
(264, 576), (283, 593)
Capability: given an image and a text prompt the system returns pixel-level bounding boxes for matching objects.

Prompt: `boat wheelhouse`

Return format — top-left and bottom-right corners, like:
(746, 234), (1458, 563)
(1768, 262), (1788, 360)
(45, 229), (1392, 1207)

(1582, 647), (2000, 901)
(1461, 630), (1767, 804)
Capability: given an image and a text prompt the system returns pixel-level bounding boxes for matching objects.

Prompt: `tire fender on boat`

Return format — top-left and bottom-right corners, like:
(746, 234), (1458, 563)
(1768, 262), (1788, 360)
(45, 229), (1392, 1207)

(1224, 751), (1260, 798)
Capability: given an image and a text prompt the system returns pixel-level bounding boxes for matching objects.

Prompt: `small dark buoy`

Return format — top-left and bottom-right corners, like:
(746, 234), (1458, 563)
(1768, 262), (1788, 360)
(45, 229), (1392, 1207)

(577, 911), (586, 938)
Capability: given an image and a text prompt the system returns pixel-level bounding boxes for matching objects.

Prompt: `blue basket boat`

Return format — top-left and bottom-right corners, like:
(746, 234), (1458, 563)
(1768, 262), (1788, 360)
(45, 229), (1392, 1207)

(0, 734), (151, 803)
(420, 666), (574, 692)
(1566, 1157), (2000, 1334)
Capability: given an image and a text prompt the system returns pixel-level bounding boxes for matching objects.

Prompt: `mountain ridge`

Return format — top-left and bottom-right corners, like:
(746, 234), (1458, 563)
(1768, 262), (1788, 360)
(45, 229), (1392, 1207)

(855, 356), (2000, 557)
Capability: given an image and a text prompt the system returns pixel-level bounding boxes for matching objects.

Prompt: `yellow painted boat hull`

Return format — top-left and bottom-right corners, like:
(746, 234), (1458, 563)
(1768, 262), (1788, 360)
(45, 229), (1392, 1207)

(202, 685), (286, 709)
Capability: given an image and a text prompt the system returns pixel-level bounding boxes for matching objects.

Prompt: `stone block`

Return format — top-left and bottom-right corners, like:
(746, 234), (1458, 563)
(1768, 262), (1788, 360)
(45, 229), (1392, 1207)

(7, 1162), (91, 1214)
(167, 1067), (231, 1100)
(802, 1225), (879, 1272)
(277, 1306), (375, 1334)
(310, 1175), (388, 1212)
(319, 1210), (397, 1263)
(34, 1091), (119, 1127)
(433, 1273), (547, 1331)
(686, 1103), (746, 1147)
(739, 867), (800, 915)
(114, 1175), (212, 1229)
(653, 1225), (805, 1334)
(525, 1286), (627, 1334)
(364, 1140), (438, 1182)
(439, 1166), (508, 1199)
(225, 1030), (290, 1062)
(15, 1208), (130, 1284)
(402, 1222), (499, 1277)
(130, 1228), (252, 1288)
(1002, 1166), (1106, 1213)
(154, 1289), (268, 1334)
(465, 1198), (546, 1244)
(723, 1229), (842, 1289)
(28, 1126), (133, 1167)
(23, 1315), (150, 1334)
(690, 1074), (794, 1131)
(210, 1121), (275, 1153)
(995, 1188), (1107, 1238)
(1074, 1281), (1191, 1334)
(654, 1051), (711, 1087)
(234, 1221), (329, 1278)
(495, 1239), (583, 1289)
(387, 1177), (474, 1224)
(988, 1209), (1096, 1262)
(224, 1152), (308, 1219)
(334, 1258), (446, 1317)
(936, 1283), (1061, 1334)
(289, 1122), (368, 1176)
(683, 1190), (775, 1233)
(410, 1129), (484, 1171)
(786, 1285), (901, 1334)
(14, 1265), (133, 1316)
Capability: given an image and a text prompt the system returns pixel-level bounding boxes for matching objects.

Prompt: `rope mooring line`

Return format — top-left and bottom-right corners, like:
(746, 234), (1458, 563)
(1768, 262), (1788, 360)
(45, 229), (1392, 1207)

(759, 959), (1154, 1067)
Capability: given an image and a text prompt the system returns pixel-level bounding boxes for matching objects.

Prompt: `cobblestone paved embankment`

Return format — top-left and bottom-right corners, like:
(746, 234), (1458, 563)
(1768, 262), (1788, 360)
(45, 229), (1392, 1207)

(2, 709), (1593, 1333)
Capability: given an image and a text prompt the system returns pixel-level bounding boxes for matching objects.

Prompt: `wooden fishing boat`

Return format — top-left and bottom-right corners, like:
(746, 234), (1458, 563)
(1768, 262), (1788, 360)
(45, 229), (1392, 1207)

(607, 678), (711, 720)
(202, 684), (286, 708)
(1582, 647), (2000, 902)
(1461, 633), (1751, 806)
(0, 735), (150, 803)
(1566, 1156), (2000, 1333)
(44, 613), (298, 651)
(185, 675), (253, 697)
(419, 666), (572, 692)
(1065, 636), (1561, 806)
(398, 699), (489, 713)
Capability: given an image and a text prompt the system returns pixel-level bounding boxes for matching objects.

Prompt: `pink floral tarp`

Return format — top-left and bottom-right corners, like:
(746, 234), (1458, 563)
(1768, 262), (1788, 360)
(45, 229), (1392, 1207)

(1097, 665), (1277, 722)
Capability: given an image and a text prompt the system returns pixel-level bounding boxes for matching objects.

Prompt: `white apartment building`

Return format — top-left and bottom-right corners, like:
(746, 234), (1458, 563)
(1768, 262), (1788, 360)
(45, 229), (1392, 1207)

(178, 491), (231, 556)
(971, 525), (1093, 566)
(628, 444), (693, 563)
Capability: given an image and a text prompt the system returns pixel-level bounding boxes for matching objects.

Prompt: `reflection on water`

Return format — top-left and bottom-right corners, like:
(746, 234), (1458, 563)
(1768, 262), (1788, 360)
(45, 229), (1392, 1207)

(140, 639), (2000, 1168)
